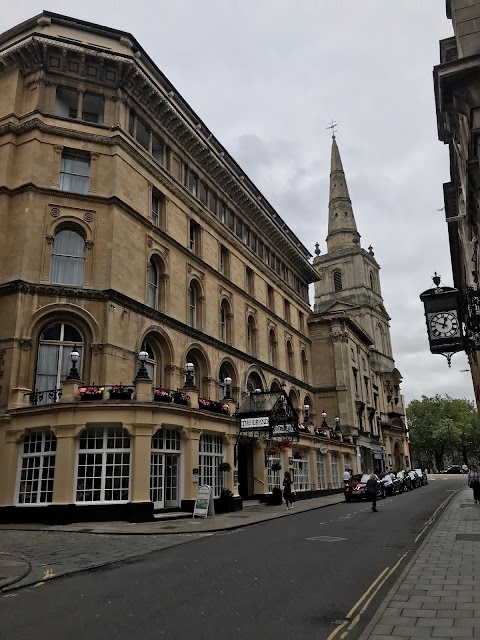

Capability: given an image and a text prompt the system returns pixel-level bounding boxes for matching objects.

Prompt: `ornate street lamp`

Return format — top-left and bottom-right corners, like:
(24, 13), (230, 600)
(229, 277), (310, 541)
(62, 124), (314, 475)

(135, 345), (150, 379)
(184, 361), (195, 389)
(66, 345), (80, 380)
(321, 410), (328, 428)
(334, 416), (341, 432)
(224, 376), (232, 399)
(303, 403), (310, 423)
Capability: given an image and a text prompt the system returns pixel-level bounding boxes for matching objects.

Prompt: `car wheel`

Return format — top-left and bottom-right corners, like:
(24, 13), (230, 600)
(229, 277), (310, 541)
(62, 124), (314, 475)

(345, 497), (351, 502)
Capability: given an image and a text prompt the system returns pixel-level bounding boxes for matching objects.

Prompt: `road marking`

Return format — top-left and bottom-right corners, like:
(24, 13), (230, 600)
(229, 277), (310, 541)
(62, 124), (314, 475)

(326, 620), (349, 640)
(305, 535), (347, 542)
(345, 565), (390, 619)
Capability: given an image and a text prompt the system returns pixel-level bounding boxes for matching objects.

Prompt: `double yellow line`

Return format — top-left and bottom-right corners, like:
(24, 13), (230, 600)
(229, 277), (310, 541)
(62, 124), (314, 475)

(326, 555), (406, 640)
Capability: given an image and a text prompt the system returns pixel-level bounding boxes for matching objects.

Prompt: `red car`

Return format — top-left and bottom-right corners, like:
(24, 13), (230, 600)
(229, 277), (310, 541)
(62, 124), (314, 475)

(344, 473), (385, 502)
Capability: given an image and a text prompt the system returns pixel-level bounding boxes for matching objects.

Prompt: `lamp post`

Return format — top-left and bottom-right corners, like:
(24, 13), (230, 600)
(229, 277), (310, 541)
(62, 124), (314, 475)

(334, 416), (341, 432)
(66, 345), (80, 380)
(135, 345), (150, 379)
(184, 361), (195, 389)
(224, 376), (232, 400)
(303, 404), (310, 423)
(321, 410), (328, 429)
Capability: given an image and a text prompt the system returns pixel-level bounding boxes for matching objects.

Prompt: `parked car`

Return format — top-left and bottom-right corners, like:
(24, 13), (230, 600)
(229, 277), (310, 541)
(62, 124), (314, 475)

(379, 472), (401, 496)
(408, 470), (421, 488)
(442, 465), (464, 474)
(396, 470), (413, 492)
(344, 473), (385, 502)
(413, 468), (428, 485)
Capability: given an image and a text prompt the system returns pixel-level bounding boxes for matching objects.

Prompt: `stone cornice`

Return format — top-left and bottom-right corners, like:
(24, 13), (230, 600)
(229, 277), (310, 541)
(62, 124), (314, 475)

(0, 279), (315, 393)
(0, 32), (318, 283)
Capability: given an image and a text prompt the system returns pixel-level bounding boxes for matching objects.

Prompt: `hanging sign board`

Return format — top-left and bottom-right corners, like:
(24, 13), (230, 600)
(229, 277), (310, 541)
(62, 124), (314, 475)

(240, 416), (269, 431)
(193, 484), (215, 518)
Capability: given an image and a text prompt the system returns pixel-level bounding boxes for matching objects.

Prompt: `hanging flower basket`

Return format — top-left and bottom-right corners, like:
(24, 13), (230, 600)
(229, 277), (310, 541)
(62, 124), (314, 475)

(108, 385), (133, 400)
(78, 386), (104, 401)
(280, 438), (293, 450)
(293, 451), (305, 460)
(265, 446), (281, 456)
(271, 461), (282, 472)
(153, 389), (173, 402)
(218, 461), (231, 473)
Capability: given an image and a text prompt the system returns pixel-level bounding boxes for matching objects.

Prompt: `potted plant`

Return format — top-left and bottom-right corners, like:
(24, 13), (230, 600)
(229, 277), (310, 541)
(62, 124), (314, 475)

(78, 386), (104, 401)
(271, 461), (282, 472)
(153, 388), (173, 403)
(293, 450), (305, 460)
(172, 390), (189, 406)
(198, 397), (212, 410)
(271, 486), (283, 506)
(280, 438), (293, 450)
(218, 461), (231, 473)
(265, 446), (281, 456)
(108, 384), (133, 400)
(216, 487), (234, 513)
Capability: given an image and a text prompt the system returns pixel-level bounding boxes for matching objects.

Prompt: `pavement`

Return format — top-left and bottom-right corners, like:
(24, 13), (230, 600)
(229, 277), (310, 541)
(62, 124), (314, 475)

(1, 479), (478, 640)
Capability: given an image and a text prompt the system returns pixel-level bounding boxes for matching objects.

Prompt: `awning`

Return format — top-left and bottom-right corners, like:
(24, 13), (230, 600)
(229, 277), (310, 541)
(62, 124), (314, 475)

(234, 390), (299, 440)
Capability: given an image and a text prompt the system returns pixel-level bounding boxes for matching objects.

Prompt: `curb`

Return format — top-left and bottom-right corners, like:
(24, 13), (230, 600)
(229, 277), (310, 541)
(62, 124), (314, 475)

(356, 487), (462, 640)
(0, 552), (32, 590)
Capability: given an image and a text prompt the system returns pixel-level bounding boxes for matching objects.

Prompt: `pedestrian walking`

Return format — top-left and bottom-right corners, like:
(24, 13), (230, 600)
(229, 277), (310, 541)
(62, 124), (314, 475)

(467, 465), (480, 503)
(366, 473), (378, 512)
(343, 468), (351, 485)
(283, 471), (294, 510)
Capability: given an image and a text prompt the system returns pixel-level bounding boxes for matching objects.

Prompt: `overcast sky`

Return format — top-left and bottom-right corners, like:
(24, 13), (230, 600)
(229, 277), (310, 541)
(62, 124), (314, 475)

(3, 0), (474, 405)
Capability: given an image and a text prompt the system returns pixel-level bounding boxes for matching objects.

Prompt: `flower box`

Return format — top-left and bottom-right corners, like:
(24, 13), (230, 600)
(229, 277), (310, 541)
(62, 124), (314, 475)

(154, 389), (173, 402)
(78, 386), (104, 401)
(172, 391), (190, 406)
(108, 386), (133, 400)
(198, 398), (230, 414)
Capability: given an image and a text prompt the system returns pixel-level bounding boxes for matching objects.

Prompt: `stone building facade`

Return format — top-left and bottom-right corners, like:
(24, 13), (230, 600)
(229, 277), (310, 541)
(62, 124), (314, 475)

(0, 11), (407, 523)
(434, 0), (480, 402)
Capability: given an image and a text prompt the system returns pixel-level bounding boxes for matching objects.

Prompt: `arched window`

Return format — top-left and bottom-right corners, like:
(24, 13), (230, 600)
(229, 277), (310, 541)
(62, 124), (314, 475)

(301, 350), (308, 382)
(219, 365), (232, 401)
(50, 226), (85, 285)
(333, 270), (342, 292)
(35, 322), (83, 403)
(247, 315), (256, 356)
(246, 372), (263, 393)
(144, 341), (156, 382)
(188, 280), (203, 329)
(286, 340), (294, 376)
(220, 303), (226, 341)
(268, 329), (277, 367)
(148, 260), (158, 309)
(270, 380), (281, 392)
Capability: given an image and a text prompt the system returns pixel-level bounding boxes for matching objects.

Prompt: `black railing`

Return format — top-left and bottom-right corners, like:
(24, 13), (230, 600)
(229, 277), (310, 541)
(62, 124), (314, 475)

(25, 388), (62, 406)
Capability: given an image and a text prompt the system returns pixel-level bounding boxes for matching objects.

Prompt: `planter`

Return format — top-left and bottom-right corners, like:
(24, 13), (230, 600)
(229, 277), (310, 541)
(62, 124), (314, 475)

(80, 393), (103, 401)
(268, 487), (283, 506)
(108, 390), (133, 400)
(154, 394), (173, 403)
(172, 392), (189, 406)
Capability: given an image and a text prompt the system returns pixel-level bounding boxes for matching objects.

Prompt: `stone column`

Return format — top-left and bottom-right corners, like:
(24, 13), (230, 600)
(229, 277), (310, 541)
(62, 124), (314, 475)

(52, 426), (81, 504)
(60, 379), (82, 403)
(326, 451), (333, 490)
(182, 427), (202, 501)
(130, 425), (154, 503)
(252, 440), (267, 496)
(308, 448), (317, 491)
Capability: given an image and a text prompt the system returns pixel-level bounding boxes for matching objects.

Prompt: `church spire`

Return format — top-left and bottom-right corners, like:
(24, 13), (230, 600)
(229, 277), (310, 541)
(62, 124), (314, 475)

(326, 136), (360, 252)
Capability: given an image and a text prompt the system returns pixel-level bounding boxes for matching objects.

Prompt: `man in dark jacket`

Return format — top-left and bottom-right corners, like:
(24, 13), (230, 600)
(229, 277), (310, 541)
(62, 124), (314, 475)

(366, 473), (379, 512)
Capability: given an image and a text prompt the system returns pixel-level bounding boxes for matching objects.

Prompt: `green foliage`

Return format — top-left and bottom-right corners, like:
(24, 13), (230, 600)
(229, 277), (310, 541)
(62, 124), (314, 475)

(406, 395), (478, 469)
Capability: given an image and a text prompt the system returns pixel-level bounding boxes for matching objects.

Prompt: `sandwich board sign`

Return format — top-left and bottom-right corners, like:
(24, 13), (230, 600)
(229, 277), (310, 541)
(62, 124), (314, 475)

(193, 484), (215, 518)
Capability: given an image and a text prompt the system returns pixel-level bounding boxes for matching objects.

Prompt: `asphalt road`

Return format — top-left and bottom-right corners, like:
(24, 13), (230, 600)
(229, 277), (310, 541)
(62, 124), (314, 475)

(0, 476), (464, 640)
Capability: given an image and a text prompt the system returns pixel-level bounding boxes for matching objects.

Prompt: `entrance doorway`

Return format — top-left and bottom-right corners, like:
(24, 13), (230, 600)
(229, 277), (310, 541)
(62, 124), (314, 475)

(237, 441), (253, 499)
(151, 453), (180, 509)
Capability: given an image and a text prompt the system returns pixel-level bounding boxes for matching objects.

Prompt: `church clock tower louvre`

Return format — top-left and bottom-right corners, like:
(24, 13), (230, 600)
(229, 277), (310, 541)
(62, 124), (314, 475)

(308, 135), (409, 475)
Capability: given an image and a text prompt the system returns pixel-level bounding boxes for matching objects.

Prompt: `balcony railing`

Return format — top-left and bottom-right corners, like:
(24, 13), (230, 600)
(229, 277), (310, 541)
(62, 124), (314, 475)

(25, 388), (62, 406)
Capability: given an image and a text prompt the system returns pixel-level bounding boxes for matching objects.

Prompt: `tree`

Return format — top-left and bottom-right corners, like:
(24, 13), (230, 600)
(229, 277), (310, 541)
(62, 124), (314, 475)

(406, 395), (477, 471)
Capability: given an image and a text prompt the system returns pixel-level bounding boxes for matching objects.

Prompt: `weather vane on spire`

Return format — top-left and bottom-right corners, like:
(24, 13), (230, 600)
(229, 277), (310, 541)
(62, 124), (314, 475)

(326, 119), (338, 139)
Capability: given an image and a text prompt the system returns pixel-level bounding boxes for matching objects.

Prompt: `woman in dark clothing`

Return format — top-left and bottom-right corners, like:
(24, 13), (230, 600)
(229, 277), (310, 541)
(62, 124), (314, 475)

(467, 466), (480, 503)
(283, 471), (293, 510)
(366, 473), (378, 512)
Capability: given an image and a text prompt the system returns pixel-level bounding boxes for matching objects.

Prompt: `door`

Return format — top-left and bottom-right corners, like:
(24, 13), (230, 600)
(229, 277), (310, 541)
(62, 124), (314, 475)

(165, 454), (179, 507)
(238, 442), (253, 499)
(151, 452), (164, 509)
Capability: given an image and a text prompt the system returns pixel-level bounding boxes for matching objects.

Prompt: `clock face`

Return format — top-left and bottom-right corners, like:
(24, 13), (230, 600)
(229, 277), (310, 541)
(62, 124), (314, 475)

(428, 311), (460, 339)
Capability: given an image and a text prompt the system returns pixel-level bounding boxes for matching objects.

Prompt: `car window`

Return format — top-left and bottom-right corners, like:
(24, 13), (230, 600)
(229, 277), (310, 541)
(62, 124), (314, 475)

(360, 474), (370, 483)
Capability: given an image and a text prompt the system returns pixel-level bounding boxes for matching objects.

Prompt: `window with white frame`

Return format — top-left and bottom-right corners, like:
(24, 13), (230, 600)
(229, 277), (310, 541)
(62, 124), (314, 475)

(292, 458), (310, 491)
(199, 434), (224, 498)
(50, 227), (86, 286)
(331, 452), (340, 489)
(189, 284), (196, 328)
(220, 302), (227, 341)
(144, 341), (156, 382)
(17, 431), (57, 504)
(148, 259), (158, 309)
(60, 152), (90, 194)
(35, 322), (83, 402)
(267, 456), (282, 492)
(76, 427), (131, 503)
(150, 428), (181, 504)
(316, 451), (327, 490)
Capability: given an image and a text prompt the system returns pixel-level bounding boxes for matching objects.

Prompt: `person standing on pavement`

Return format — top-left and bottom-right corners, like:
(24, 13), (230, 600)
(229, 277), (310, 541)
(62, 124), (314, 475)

(467, 466), (480, 503)
(366, 473), (379, 512)
(283, 471), (294, 510)
(343, 468), (351, 485)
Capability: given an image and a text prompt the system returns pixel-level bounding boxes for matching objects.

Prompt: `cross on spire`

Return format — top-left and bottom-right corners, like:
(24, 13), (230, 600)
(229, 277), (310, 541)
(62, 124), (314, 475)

(326, 119), (338, 139)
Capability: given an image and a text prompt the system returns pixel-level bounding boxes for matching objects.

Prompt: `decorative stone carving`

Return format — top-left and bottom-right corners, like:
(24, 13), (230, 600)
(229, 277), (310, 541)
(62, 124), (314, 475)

(90, 343), (103, 354)
(147, 236), (153, 247)
(84, 240), (94, 249)
(50, 207), (60, 217)
(19, 338), (32, 351)
(84, 212), (94, 222)
(45, 234), (54, 244)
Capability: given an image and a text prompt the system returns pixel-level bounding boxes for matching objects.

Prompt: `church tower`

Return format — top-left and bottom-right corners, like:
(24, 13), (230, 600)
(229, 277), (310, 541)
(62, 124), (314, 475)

(308, 135), (408, 475)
